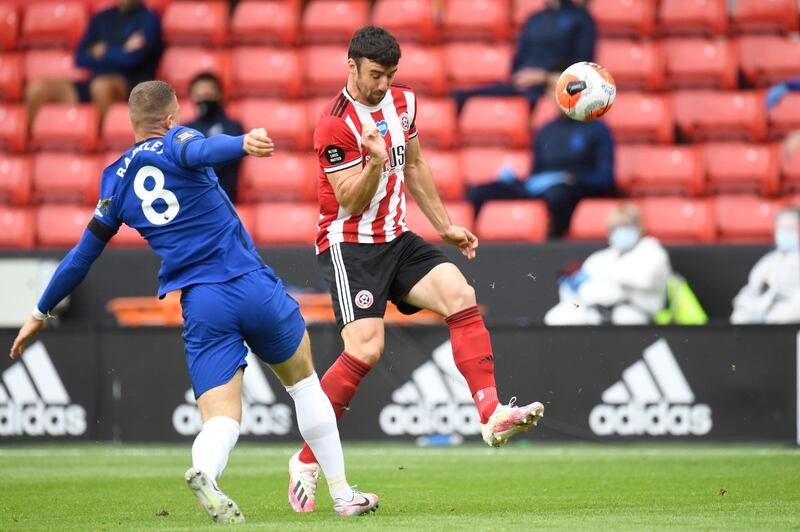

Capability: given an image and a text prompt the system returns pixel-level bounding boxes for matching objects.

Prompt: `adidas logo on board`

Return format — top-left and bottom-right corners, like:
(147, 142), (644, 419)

(172, 351), (293, 436)
(590, 339), (712, 436)
(379, 341), (480, 436)
(0, 342), (87, 437)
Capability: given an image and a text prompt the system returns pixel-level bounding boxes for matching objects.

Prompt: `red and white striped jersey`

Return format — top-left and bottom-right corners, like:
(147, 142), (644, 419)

(313, 84), (419, 254)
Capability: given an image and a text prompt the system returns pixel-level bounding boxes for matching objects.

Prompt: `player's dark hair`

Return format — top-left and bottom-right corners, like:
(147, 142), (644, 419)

(189, 71), (222, 92)
(128, 80), (177, 131)
(348, 26), (401, 68)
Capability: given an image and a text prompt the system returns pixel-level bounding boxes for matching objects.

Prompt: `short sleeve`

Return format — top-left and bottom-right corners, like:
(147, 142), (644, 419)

(314, 115), (362, 174)
(407, 92), (418, 140)
(92, 168), (122, 231)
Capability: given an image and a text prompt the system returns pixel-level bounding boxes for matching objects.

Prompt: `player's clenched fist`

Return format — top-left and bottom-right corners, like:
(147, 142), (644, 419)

(361, 126), (387, 163)
(243, 128), (274, 157)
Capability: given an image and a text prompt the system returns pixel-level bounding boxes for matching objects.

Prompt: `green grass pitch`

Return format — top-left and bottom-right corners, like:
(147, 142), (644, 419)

(1, 442), (799, 531)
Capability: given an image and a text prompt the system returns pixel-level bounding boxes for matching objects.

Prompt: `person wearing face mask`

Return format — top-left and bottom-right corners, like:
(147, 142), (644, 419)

(185, 72), (245, 203)
(544, 203), (671, 325)
(730, 208), (800, 324)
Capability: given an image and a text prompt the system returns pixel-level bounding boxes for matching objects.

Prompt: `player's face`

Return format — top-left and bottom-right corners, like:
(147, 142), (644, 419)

(352, 59), (398, 106)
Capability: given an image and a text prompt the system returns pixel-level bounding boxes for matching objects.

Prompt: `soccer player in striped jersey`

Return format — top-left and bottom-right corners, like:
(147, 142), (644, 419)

(287, 26), (545, 513)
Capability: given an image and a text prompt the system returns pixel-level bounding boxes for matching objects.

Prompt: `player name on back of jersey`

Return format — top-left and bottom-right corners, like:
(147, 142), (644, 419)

(113, 140), (166, 178)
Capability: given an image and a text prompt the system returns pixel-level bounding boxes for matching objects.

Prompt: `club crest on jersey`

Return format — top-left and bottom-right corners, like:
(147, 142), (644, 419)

(399, 112), (411, 132)
(355, 290), (374, 309)
(94, 196), (113, 217)
(375, 120), (389, 137)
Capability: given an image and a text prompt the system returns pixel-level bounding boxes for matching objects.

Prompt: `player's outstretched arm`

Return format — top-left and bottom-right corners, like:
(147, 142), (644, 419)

(326, 125), (387, 215)
(9, 222), (111, 360)
(404, 137), (478, 259)
(180, 129), (274, 169)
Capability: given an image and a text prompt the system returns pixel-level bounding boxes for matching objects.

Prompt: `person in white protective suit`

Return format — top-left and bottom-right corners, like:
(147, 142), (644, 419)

(545, 203), (670, 325)
(731, 208), (800, 324)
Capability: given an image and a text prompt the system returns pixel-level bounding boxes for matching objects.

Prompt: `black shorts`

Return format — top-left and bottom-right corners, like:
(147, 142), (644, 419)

(318, 232), (451, 329)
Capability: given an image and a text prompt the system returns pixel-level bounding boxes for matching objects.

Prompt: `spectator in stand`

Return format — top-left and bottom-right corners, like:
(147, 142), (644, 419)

(452, 0), (596, 111)
(766, 81), (800, 154)
(730, 208), (800, 324)
(25, 0), (163, 127)
(544, 203), (671, 325)
(466, 111), (615, 238)
(184, 73), (245, 203)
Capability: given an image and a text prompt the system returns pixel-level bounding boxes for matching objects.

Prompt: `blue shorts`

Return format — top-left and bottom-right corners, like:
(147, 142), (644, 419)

(180, 267), (306, 398)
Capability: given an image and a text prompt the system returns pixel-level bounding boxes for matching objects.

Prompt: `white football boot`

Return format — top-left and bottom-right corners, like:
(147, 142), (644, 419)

(288, 451), (320, 512)
(481, 397), (545, 447)
(333, 488), (380, 517)
(185, 467), (245, 524)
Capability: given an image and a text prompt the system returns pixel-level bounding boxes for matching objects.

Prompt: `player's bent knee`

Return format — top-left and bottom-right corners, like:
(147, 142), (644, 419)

(447, 283), (477, 315)
(345, 337), (384, 367)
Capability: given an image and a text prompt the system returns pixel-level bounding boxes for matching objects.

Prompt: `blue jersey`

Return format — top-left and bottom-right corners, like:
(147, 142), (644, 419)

(95, 126), (264, 297)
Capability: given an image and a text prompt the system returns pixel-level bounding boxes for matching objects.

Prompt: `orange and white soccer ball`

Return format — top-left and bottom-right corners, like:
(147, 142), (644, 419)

(555, 62), (616, 121)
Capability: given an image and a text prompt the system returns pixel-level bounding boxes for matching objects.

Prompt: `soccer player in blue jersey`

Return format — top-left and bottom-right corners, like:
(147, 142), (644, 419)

(8, 81), (379, 523)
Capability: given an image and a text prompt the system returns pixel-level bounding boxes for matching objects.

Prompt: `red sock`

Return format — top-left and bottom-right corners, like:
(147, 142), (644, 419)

(446, 305), (499, 424)
(298, 351), (371, 465)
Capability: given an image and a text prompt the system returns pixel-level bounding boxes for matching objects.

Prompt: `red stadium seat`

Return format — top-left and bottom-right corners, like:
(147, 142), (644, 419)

(780, 146), (800, 193)
(21, 1), (87, 48)
(738, 35), (800, 87)
(393, 45), (446, 96)
(234, 99), (310, 150)
(372, 0), (437, 44)
(162, 1), (228, 47)
(568, 198), (623, 240)
(0, 53), (22, 101)
(732, 0), (798, 34)
(613, 144), (642, 194)
(91, 0), (174, 15)
(306, 96), (333, 137)
(714, 195), (784, 243)
(0, 103), (26, 152)
(31, 104), (98, 152)
(423, 149), (464, 201)
(24, 49), (87, 82)
(657, 0), (727, 36)
(589, 0), (657, 38)
(100, 102), (134, 150)
(459, 97), (530, 149)
(603, 92), (674, 144)
(531, 95), (560, 131)
(513, 0), (547, 27)
(703, 143), (780, 196)
(0, 154), (32, 206)
(626, 145), (704, 196)
(596, 39), (663, 91)
(0, 3), (19, 51)
(475, 199), (548, 242)
(35, 204), (91, 247)
(230, 1), (300, 46)
(239, 152), (317, 202)
(109, 224), (147, 247)
(231, 47), (303, 98)
(673, 90), (767, 142)
(460, 147), (531, 186)
(405, 201), (473, 242)
(663, 38), (737, 89)
(413, 98), (457, 148)
(301, 1), (369, 43)
(253, 202), (318, 245)
(443, 43), (513, 89)
(32, 152), (101, 204)
(639, 197), (715, 243)
(0, 206), (34, 249)
(442, 0), (511, 41)
(302, 46), (348, 96)
(157, 48), (231, 98)
(768, 93), (800, 139)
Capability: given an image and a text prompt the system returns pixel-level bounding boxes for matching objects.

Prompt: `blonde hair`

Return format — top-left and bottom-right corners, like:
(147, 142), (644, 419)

(608, 202), (644, 232)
